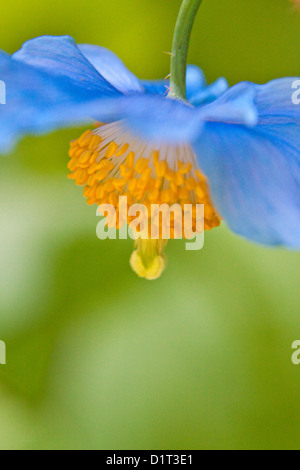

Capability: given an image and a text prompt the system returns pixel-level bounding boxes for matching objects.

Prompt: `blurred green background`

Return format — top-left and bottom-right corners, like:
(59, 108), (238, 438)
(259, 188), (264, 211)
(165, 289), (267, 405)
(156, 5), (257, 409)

(0, 0), (300, 450)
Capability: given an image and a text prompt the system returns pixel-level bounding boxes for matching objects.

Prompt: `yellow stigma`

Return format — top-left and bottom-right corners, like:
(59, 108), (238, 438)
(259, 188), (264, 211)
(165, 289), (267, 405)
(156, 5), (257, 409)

(130, 239), (167, 280)
(68, 122), (221, 279)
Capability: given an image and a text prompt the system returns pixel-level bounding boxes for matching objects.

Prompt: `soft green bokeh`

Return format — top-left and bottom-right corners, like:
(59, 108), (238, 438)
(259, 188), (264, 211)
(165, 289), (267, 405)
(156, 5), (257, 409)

(0, 0), (300, 450)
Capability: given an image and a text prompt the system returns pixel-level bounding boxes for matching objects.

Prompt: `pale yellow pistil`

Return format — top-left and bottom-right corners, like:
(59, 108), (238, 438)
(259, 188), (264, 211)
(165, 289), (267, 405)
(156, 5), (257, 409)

(68, 123), (221, 279)
(130, 239), (167, 280)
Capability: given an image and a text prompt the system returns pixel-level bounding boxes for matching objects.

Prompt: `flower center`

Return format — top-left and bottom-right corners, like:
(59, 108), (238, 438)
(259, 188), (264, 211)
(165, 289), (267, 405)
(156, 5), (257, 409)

(68, 122), (221, 279)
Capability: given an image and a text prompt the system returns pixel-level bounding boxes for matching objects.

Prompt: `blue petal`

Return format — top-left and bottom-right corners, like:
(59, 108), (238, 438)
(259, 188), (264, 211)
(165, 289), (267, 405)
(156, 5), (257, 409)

(141, 65), (207, 99)
(193, 78), (300, 248)
(61, 86), (258, 143)
(142, 79), (170, 96)
(189, 77), (229, 106)
(0, 50), (121, 153)
(3, 35), (253, 150)
(60, 94), (202, 143)
(0, 39), (258, 153)
(13, 35), (119, 95)
(0, 36), (208, 150)
(0, 51), (200, 150)
(185, 65), (206, 101)
(198, 82), (258, 126)
(79, 44), (143, 94)
(256, 77), (300, 124)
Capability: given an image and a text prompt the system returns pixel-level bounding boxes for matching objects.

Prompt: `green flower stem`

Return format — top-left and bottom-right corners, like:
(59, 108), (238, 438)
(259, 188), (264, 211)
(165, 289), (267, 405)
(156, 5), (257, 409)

(169, 0), (203, 100)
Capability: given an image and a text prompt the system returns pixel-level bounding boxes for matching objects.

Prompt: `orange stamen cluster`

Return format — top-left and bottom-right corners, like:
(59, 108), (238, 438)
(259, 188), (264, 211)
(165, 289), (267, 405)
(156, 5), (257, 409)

(68, 127), (221, 238)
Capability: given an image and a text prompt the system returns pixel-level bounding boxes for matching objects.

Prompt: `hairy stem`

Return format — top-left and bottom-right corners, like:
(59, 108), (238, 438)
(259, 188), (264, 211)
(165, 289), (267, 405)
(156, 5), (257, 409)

(169, 0), (203, 100)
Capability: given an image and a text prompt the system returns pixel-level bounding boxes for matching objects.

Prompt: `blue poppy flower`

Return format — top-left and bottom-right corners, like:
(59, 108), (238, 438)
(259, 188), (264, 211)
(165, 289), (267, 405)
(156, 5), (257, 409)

(0, 35), (299, 278)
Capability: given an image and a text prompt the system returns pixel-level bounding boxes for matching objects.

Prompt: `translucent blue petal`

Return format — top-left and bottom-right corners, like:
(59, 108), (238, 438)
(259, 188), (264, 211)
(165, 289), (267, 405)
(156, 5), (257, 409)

(141, 65), (207, 99)
(0, 51), (200, 151)
(185, 65), (206, 100)
(79, 44), (143, 93)
(142, 79), (169, 96)
(116, 94), (200, 142)
(0, 42), (258, 153)
(13, 35), (119, 95)
(193, 78), (300, 248)
(186, 65), (206, 101)
(1, 37), (210, 150)
(0, 51), (121, 153)
(198, 83), (258, 126)
(189, 77), (229, 106)
(62, 88), (258, 143)
(256, 77), (300, 124)
(62, 94), (201, 143)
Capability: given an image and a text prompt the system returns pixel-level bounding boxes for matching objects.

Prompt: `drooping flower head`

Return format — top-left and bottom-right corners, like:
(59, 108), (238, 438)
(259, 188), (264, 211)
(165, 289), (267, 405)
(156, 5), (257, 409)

(68, 121), (221, 278)
(0, 0), (299, 279)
